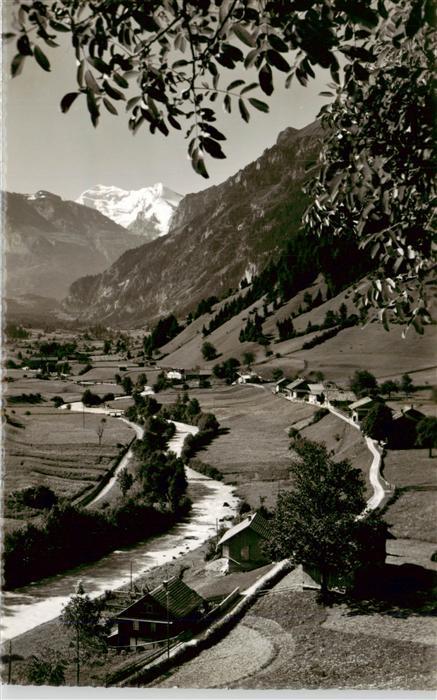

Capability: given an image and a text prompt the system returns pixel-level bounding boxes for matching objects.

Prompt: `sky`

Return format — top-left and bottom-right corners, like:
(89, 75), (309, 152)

(3, 15), (330, 202)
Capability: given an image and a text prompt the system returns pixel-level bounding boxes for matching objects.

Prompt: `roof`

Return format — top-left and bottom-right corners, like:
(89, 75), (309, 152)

(393, 406), (425, 421)
(217, 512), (271, 547)
(149, 577), (204, 619)
(325, 389), (356, 403)
(115, 576), (204, 621)
(308, 383), (325, 393)
(285, 378), (308, 391)
(350, 395), (385, 410)
(349, 396), (375, 410)
(275, 378), (288, 386)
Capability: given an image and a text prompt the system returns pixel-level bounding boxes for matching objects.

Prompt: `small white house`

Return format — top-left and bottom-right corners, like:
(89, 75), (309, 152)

(274, 377), (289, 394)
(236, 372), (261, 384)
(165, 369), (185, 381)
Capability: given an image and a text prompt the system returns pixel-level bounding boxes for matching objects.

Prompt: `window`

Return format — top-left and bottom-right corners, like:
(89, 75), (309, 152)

(241, 545), (250, 561)
(133, 620), (139, 631)
(151, 623), (156, 632)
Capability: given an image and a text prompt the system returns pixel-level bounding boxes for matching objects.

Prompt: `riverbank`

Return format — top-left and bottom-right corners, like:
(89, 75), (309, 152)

(1, 414), (238, 640)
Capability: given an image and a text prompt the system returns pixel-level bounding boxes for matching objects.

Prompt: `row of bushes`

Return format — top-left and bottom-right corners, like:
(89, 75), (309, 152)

(3, 498), (191, 590)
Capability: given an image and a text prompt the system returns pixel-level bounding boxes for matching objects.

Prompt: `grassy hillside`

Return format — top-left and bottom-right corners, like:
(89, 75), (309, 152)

(159, 279), (436, 388)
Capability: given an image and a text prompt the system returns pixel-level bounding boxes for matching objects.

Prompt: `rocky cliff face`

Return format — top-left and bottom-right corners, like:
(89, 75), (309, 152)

(4, 190), (141, 300)
(65, 121), (323, 327)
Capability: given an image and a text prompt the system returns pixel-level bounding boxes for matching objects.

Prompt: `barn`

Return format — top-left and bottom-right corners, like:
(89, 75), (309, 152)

(217, 512), (271, 571)
(111, 577), (206, 648)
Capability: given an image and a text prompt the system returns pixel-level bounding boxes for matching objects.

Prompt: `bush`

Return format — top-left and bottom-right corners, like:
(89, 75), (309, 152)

(189, 458), (223, 481)
(51, 396), (64, 408)
(82, 389), (102, 406)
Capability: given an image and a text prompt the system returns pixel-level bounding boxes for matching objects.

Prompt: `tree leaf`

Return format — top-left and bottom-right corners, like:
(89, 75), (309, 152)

(103, 97), (118, 115)
(113, 73), (129, 89)
(267, 34), (289, 53)
(200, 137), (226, 159)
(227, 79), (245, 91)
(90, 57), (111, 75)
(126, 96), (141, 111)
(266, 49), (289, 72)
(84, 70), (100, 93)
(17, 34), (32, 56)
(11, 53), (25, 77)
(34, 45), (50, 72)
(248, 97), (269, 113)
(60, 92), (80, 113)
(238, 98), (250, 122)
(201, 124), (226, 140)
(103, 80), (125, 100)
(240, 82), (258, 95)
(259, 63), (273, 95)
(233, 24), (256, 47)
(86, 89), (100, 127)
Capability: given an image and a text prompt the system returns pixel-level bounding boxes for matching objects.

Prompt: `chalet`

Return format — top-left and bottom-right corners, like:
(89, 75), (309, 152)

(283, 378), (310, 401)
(111, 577), (206, 648)
(349, 395), (385, 426)
(389, 406), (425, 449)
(217, 512), (271, 571)
(307, 383), (325, 405)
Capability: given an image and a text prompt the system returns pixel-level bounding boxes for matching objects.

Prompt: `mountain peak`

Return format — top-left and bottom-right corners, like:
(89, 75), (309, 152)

(76, 183), (183, 239)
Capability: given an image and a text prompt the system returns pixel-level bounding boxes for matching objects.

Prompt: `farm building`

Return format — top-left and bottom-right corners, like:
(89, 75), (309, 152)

(307, 383), (325, 405)
(110, 577), (207, 648)
(389, 406), (425, 449)
(349, 396), (385, 426)
(236, 371), (262, 384)
(274, 377), (289, 394)
(283, 378), (310, 401)
(217, 512), (271, 571)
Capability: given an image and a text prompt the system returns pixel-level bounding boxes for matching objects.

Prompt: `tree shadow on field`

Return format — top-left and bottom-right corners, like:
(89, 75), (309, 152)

(345, 562), (437, 618)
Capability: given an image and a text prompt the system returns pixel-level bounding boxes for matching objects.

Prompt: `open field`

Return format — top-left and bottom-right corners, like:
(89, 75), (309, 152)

(159, 384), (371, 508)
(155, 569), (436, 690)
(384, 448), (437, 544)
(3, 406), (134, 515)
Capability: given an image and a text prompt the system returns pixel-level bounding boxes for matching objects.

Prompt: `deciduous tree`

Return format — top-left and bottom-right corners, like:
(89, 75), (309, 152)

(350, 370), (378, 398)
(265, 439), (384, 600)
(416, 416), (437, 458)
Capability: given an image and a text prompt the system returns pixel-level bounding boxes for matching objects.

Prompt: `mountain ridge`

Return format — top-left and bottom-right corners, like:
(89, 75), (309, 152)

(76, 182), (182, 241)
(65, 121), (323, 327)
(4, 190), (142, 300)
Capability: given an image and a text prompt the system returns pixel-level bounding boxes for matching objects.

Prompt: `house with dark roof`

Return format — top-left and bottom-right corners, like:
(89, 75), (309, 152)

(349, 395), (385, 426)
(111, 577), (207, 648)
(283, 378), (310, 401)
(217, 512), (271, 571)
(389, 406), (425, 449)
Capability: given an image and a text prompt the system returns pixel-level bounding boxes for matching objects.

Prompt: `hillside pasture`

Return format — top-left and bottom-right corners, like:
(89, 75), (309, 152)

(384, 448), (437, 544)
(3, 406), (134, 513)
(159, 385), (372, 510)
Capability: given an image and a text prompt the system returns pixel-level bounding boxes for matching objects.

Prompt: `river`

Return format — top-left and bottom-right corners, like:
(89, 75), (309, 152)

(1, 407), (238, 641)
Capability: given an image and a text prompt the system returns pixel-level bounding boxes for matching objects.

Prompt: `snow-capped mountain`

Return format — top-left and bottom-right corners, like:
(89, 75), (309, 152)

(76, 183), (183, 241)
